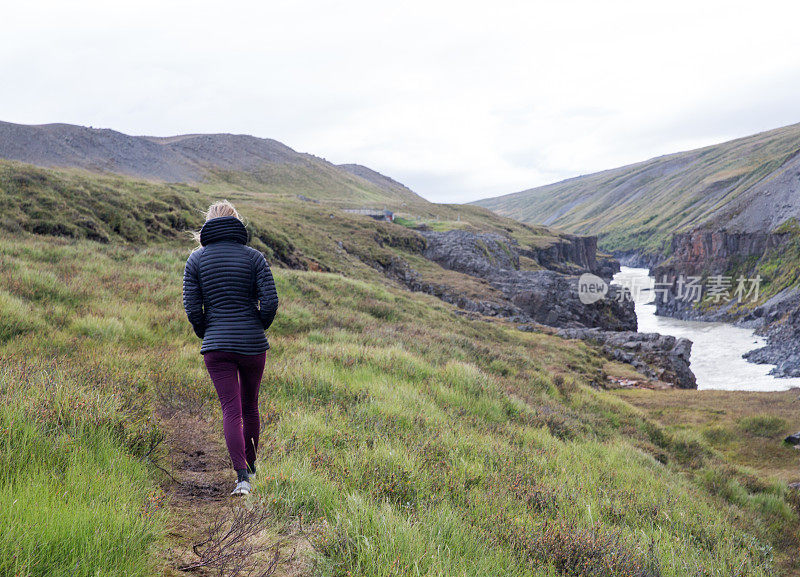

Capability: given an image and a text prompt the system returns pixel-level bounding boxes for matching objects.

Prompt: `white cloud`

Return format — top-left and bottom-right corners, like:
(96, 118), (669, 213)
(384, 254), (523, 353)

(3, 0), (800, 202)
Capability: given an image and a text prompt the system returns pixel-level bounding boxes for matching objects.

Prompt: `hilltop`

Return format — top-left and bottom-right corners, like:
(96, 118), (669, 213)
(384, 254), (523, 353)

(474, 122), (800, 255)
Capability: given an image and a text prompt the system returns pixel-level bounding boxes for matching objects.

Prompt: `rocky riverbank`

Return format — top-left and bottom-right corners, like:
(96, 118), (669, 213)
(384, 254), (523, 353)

(627, 228), (800, 378)
(372, 228), (708, 388)
(743, 291), (800, 377)
(556, 328), (696, 389)
(394, 229), (701, 387)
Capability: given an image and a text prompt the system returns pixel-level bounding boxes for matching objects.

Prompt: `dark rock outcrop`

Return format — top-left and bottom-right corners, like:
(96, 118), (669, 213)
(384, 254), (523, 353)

(669, 230), (787, 271)
(521, 234), (598, 275)
(383, 256), (522, 319)
(651, 231), (788, 317)
(494, 270), (636, 331)
(784, 432), (800, 446)
(595, 253), (622, 279)
(744, 301), (800, 377)
(654, 230), (788, 279)
(421, 229), (613, 278)
(557, 328), (696, 389)
(419, 230), (636, 331)
(421, 230), (519, 277)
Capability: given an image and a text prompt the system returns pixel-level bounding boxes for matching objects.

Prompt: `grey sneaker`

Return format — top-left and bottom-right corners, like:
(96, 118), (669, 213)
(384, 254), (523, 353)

(231, 480), (251, 496)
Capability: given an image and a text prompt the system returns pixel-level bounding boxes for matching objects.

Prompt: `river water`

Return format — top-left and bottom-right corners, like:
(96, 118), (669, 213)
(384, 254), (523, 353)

(612, 267), (800, 391)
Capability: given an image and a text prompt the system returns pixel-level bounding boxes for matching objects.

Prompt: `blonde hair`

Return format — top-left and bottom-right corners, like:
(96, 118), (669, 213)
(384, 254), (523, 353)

(191, 200), (243, 249)
(204, 200), (241, 221)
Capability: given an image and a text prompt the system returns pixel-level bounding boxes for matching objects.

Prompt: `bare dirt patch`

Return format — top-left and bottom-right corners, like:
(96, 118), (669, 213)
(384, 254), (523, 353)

(155, 411), (314, 576)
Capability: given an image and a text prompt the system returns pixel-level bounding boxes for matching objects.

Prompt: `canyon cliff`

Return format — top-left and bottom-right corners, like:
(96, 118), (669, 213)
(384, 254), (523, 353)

(652, 230), (791, 319)
(647, 228), (800, 377)
(416, 229), (635, 331)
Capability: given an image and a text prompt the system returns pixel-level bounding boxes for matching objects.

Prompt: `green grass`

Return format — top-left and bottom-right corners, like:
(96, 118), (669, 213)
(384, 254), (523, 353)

(0, 356), (165, 576)
(739, 415), (789, 439)
(0, 160), (798, 575)
(0, 161), (205, 244)
(0, 410), (162, 577)
(0, 234), (795, 575)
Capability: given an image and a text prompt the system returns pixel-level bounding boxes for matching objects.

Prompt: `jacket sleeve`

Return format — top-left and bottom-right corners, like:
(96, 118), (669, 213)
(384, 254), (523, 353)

(254, 252), (279, 330)
(183, 252), (206, 339)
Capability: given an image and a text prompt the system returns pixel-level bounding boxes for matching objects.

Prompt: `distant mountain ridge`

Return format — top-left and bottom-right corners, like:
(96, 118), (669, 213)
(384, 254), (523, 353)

(0, 121), (426, 208)
(0, 121), (300, 181)
(473, 122), (800, 254)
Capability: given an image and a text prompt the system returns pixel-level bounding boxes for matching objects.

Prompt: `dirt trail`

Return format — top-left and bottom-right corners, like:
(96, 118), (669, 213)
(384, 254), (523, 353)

(155, 410), (314, 577)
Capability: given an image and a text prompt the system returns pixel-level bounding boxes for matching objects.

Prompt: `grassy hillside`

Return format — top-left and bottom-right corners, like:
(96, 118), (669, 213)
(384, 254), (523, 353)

(202, 160), (430, 211)
(0, 121), (433, 212)
(1, 161), (799, 576)
(0, 158), (561, 273)
(474, 123), (800, 255)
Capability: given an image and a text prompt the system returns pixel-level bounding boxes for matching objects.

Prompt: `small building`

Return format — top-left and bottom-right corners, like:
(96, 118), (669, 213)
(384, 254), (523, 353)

(342, 208), (394, 222)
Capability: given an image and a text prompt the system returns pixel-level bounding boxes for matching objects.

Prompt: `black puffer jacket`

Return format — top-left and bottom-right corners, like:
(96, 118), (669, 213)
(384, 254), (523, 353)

(183, 216), (279, 355)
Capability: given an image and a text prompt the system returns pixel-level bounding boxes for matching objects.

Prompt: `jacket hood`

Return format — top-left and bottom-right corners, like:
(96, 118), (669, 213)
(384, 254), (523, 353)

(200, 216), (248, 246)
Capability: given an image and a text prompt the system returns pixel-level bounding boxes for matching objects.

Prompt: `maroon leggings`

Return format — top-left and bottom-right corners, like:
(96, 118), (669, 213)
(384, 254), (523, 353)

(203, 350), (266, 471)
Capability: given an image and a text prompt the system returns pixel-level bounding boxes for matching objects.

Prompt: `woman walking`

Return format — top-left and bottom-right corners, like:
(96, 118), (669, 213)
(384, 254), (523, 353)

(183, 201), (279, 496)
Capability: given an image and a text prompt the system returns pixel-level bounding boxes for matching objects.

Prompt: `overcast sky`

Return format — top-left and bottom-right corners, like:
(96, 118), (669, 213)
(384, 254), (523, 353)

(4, 1), (800, 202)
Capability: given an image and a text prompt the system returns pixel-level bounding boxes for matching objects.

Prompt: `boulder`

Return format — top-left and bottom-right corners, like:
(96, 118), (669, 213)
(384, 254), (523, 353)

(784, 432), (800, 446)
(557, 328), (697, 389)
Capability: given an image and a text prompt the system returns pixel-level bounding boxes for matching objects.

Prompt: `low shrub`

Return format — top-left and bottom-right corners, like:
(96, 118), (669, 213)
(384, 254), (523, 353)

(739, 415), (787, 438)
